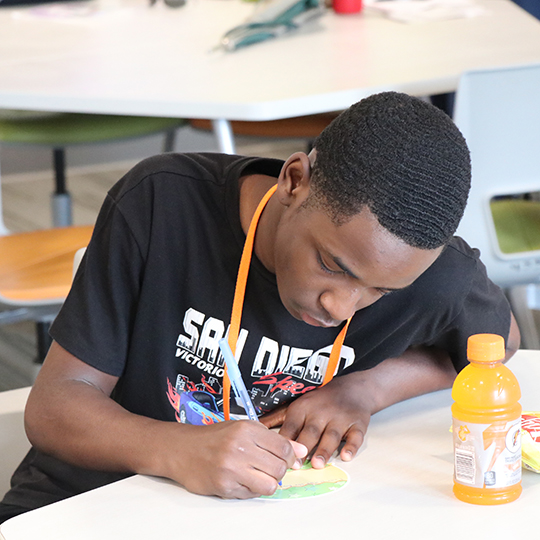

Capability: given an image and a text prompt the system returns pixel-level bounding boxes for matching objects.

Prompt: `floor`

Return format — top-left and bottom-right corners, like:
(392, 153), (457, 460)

(0, 136), (308, 391)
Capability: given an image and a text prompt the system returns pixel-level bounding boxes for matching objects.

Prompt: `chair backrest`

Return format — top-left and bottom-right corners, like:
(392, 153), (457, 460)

(73, 247), (86, 279)
(454, 63), (540, 288)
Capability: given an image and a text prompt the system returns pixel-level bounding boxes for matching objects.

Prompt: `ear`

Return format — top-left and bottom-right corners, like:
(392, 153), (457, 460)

(276, 152), (312, 207)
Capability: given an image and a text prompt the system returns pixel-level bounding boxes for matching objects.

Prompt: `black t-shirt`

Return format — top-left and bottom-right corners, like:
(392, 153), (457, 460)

(2, 152), (511, 510)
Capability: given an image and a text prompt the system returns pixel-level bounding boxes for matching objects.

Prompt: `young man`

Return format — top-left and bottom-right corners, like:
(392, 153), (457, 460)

(0, 92), (519, 521)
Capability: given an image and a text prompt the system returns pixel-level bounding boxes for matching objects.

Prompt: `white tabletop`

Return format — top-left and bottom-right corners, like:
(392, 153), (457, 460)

(1, 349), (539, 540)
(0, 387), (31, 499)
(1, 0), (540, 121)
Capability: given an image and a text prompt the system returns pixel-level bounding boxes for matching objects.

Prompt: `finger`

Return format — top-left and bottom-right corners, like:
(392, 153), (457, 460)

(339, 427), (365, 462)
(245, 450), (290, 494)
(291, 419), (328, 462)
(252, 427), (298, 471)
(309, 423), (344, 469)
(259, 405), (288, 429)
(240, 469), (281, 498)
(288, 439), (308, 469)
(221, 477), (276, 499)
(290, 440), (308, 460)
(277, 407), (306, 442)
(219, 428), (290, 496)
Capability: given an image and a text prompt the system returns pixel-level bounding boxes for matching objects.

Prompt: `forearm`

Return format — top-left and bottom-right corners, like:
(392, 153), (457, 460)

(26, 381), (303, 498)
(24, 342), (303, 499)
(357, 345), (457, 414)
(25, 376), (175, 477)
(264, 344), (457, 467)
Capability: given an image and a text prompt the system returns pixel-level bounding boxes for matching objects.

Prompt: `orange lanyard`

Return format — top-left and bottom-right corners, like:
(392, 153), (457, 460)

(223, 184), (352, 420)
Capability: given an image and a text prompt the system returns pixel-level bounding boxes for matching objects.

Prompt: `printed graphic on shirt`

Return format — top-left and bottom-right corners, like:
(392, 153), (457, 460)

(167, 377), (224, 425)
(166, 307), (356, 424)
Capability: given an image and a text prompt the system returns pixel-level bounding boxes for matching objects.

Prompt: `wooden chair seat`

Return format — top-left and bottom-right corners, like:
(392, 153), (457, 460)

(189, 113), (340, 139)
(0, 226), (93, 303)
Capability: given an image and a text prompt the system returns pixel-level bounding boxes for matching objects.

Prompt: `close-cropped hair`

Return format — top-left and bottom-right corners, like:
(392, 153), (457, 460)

(308, 92), (471, 250)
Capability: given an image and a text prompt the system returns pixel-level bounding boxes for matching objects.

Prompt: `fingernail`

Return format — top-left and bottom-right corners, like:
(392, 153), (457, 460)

(312, 455), (326, 468)
(292, 459), (302, 470)
(342, 450), (353, 462)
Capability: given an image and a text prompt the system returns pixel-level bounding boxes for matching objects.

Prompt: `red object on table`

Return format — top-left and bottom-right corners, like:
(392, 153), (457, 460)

(332, 0), (362, 14)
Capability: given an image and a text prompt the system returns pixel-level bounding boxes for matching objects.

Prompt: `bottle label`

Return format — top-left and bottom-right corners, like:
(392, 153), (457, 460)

(453, 417), (521, 488)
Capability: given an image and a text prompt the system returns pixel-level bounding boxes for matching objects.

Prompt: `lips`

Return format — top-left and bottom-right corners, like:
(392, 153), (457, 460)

(301, 311), (337, 328)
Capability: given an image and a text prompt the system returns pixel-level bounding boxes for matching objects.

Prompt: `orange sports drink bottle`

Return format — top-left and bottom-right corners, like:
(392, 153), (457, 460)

(452, 333), (522, 504)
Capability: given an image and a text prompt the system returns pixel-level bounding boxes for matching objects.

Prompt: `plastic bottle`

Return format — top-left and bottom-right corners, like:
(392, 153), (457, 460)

(452, 333), (522, 504)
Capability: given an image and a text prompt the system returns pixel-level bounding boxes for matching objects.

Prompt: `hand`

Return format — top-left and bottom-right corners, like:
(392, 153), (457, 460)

(162, 420), (307, 499)
(260, 372), (373, 469)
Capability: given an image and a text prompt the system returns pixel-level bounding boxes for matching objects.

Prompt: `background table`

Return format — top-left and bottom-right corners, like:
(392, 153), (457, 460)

(1, 0), (540, 151)
(1, 348), (539, 540)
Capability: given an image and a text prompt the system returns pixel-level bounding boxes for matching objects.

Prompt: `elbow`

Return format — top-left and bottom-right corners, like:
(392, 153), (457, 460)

(23, 387), (55, 453)
(504, 312), (521, 362)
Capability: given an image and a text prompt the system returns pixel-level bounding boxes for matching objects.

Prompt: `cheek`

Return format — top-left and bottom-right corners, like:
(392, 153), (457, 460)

(274, 238), (306, 291)
(356, 292), (383, 311)
(276, 250), (321, 308)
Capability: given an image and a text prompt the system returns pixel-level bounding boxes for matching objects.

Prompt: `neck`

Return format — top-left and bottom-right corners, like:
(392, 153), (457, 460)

(239, 174), (280, 273)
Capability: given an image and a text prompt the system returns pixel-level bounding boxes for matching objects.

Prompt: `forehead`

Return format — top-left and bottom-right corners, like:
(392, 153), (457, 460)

(301, 205), (442, 288)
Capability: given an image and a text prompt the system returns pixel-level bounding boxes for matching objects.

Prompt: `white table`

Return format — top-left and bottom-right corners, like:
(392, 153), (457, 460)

(0, 387), (31, 499)
(1, 349), (539, 540)
(1, 0), (540, 152)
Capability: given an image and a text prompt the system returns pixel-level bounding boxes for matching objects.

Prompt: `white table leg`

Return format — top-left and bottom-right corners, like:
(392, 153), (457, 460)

(212, 119), (236, 154)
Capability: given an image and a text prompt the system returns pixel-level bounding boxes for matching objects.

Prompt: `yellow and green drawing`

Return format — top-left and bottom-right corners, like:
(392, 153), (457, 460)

(262, 462), (348, 500)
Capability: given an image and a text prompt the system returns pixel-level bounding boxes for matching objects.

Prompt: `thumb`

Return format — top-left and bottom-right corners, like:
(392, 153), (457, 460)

(259, 404), (288, 428)
(290, 440), (308, 460)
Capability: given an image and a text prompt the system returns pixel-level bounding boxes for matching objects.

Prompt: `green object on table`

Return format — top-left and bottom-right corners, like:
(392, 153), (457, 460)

(218, 0), (324, 51)
(490, 198), (540, 254)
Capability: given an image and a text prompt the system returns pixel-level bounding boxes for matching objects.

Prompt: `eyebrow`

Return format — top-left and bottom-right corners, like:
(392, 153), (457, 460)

(332, 255), (405, 293)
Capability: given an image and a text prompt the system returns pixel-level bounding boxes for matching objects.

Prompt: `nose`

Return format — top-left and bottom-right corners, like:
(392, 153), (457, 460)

(320, 287), (370, 323)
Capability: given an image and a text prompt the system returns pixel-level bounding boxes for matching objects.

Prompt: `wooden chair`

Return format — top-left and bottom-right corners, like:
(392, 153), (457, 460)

(0, 225), (93, 362)
(189, 112), (341, 154)
(0, 111), (185, 361)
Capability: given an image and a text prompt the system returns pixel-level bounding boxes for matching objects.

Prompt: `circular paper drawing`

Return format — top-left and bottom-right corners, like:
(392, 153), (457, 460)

(261, 462), (349, 500)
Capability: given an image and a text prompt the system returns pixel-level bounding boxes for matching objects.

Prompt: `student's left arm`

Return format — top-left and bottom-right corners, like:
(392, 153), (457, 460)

(261, 312), (520, 468)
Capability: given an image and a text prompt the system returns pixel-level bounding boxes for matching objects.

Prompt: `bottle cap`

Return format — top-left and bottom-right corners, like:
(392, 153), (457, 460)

(467, 333), (505, 362)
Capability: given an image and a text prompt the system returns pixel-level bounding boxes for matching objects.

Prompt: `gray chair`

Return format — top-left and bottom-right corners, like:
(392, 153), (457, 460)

(454, 63), (540, 348)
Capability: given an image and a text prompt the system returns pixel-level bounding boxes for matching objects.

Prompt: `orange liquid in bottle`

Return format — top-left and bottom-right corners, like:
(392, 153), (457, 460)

(452, 334), (522, 505)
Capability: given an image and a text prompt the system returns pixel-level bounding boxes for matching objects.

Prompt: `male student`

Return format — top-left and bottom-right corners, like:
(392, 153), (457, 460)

(0, 92), (519, 521)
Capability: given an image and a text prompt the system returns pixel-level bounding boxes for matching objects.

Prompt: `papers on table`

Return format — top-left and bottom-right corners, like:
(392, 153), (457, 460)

(364, 0), (486, 23)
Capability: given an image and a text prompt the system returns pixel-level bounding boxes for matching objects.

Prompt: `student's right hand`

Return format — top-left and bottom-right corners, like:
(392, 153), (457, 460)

(25, 341), (307, 501)
(158, 420), (307, 498)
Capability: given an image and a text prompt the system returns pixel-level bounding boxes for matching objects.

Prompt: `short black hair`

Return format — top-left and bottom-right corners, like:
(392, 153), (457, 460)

(308, 92), (471, 249)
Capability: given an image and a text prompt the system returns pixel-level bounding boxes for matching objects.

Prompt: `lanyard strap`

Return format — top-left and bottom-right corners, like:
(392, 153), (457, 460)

(223, 184), (351, 420)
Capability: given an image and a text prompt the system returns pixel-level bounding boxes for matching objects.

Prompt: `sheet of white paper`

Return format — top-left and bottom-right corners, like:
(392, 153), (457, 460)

(364, 0), (486, 23)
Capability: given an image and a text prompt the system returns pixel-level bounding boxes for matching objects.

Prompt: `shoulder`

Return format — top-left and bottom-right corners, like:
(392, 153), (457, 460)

(108, 153), (240, 198)
(437, 236), (480, 269)
(411, 235), (508, 325)
(107, 153), (284, 204)
(395, 235), (499, 323)
(424, 236), (485, 288)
